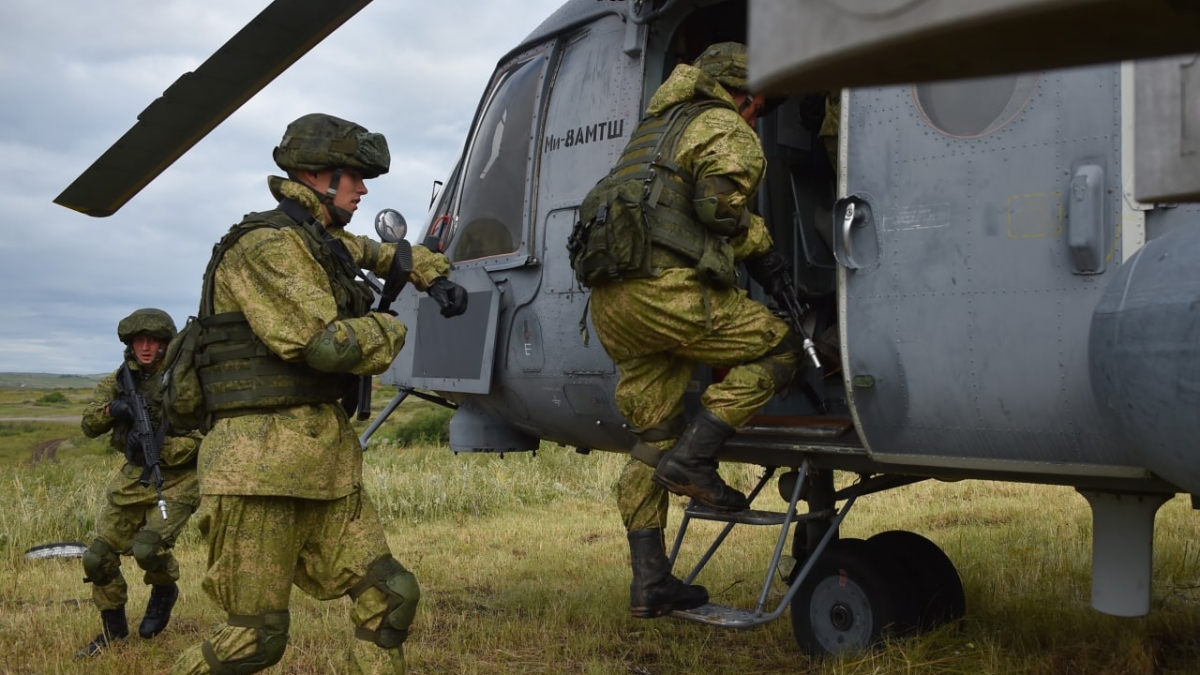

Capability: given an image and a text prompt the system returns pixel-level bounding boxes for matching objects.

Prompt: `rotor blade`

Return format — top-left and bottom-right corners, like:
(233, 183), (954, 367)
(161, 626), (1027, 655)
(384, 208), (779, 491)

(54, 0), (374, 218)
(24, 541), (88, 560)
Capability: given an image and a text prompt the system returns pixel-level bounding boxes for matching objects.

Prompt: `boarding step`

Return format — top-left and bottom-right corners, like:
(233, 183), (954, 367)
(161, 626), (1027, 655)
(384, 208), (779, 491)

(740, 414), (853, 439)
(671, 602), (766, 627)
(684, 504), (788, 526)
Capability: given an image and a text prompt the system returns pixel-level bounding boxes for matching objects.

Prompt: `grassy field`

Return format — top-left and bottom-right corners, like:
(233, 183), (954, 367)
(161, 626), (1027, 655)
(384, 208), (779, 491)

(1, 386), (1198, 674)
(0, 373), (104, 390)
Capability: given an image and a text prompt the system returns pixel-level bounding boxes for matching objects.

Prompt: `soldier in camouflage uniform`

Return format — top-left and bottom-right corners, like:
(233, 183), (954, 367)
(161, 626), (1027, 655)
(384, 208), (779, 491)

(169, 114), (468, 675)
(587, 43), (805, 617)
(78, 308), (202, 657)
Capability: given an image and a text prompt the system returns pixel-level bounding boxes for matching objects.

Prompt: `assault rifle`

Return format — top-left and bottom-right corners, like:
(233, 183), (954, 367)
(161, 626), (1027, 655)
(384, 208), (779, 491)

(117, 365), (168, 520)
(751, 255), (828, 413)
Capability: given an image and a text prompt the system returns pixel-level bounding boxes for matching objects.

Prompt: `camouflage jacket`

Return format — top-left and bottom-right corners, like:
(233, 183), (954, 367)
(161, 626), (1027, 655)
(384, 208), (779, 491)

(644, 63), (775, 262)
(81, 357), (202, 471)
(588, 64), (776, 350)
(197, 177), (450, 499)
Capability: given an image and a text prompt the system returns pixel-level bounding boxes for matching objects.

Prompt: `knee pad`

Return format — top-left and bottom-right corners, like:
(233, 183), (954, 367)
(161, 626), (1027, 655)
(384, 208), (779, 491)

(131, 530), (167, 573)
(630, 416), (686, 468)
(350, 555), (420, 649)
(82, 539), (120, 586)
(201, 611), (290, 675)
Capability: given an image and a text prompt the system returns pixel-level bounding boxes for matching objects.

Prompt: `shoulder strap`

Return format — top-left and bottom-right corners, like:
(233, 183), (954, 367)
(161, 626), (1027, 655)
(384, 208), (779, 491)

(199, 200), (351, 318)
(277, 198), (356, 268)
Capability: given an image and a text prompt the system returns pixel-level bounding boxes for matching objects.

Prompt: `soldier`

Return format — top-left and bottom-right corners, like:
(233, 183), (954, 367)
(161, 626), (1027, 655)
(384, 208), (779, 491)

(78, 308), (202, 656)
(585, 43), (804, 617)
(169, 113), (467, 675)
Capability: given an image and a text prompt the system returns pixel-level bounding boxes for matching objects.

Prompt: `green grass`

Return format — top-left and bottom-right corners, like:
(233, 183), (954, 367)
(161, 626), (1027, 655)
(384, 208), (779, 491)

(1, 388), (1199, 674)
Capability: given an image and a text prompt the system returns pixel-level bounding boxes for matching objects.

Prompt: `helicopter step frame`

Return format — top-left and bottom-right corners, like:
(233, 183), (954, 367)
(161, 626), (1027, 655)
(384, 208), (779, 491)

(664, 459), (856, 629)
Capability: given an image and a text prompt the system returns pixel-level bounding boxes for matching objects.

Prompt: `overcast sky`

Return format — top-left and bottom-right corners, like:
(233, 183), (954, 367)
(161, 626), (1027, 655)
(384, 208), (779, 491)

(1, 0), (565, 374)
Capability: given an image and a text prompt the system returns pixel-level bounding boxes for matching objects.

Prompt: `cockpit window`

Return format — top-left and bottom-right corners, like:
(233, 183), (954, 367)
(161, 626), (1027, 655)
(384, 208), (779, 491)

(449, 52), (548, 262)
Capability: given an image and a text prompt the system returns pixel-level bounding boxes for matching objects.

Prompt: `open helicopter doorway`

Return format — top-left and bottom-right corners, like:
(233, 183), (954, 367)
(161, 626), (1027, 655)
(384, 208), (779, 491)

(649, 1), (851, 432)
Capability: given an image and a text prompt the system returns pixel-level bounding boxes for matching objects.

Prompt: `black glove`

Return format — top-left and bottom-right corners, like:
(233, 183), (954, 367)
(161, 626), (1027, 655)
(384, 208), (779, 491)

(124, 432), (145, 466)
(427, 277), (468, 318)
(743, 248), (791, 298)
(108, 396), (135, 422)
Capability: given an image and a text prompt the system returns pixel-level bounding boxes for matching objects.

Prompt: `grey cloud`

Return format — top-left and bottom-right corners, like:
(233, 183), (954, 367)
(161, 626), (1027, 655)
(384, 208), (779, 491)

(4, 0), (566, 374)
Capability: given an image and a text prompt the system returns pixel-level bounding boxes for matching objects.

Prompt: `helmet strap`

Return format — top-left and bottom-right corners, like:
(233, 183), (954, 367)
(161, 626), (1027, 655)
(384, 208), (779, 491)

(325, 167), (345, 202)
(294, 168), (353, 226)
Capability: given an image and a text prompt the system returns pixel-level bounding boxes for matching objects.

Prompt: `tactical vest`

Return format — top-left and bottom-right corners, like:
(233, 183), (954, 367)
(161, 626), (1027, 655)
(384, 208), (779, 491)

(195, 205), (375, 416)
(611, 100), (728, 269)
(569, 99), (740, 288)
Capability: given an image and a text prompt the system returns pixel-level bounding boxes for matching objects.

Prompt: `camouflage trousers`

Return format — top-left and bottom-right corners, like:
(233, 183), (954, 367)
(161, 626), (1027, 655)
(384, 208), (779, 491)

(170, 491), (409, 675)
(590, 268), (797, 531)
(88, 464), (198, 611)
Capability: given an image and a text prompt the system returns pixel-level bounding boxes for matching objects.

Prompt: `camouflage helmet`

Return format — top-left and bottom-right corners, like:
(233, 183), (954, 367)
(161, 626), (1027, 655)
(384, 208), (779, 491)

(272, 113), (391, 179)
(117, 308), (177, 345)
(692, 42), (749, 92)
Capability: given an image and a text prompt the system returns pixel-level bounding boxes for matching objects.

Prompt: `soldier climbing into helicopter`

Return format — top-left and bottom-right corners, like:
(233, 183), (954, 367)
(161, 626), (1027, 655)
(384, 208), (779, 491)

(575, 42), (808, 618)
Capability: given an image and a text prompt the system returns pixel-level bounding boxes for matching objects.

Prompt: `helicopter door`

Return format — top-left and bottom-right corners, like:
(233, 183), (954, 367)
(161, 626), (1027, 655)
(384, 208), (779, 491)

(390, 48), (551, 395)
(838, 66), (1128, 469)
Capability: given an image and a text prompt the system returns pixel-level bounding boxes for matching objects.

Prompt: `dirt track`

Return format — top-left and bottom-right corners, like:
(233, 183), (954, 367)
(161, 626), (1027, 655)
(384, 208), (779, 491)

(29, 438), (66, 464)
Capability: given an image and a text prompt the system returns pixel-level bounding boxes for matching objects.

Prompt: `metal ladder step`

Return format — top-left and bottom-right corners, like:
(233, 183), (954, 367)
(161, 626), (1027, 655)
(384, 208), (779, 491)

(671, 602), (768, 628)
(684, 504), (790, 526)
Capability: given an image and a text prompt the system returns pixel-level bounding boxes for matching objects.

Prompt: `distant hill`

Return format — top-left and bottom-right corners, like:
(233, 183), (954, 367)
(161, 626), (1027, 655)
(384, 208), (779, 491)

(0, 373), (106, 389)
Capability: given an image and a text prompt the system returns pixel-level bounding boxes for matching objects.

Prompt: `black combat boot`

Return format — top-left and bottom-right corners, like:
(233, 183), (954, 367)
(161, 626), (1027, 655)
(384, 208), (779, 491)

(627, 529), (709, 618)
(652, 409), (748, 511)
(75, 606), (129, 658)
(138, 582), (179, 638)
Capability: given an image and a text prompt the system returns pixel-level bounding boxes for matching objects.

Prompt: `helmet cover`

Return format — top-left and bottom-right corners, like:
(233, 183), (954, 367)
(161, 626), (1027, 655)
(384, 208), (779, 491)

(117, 308), (177, 344)
(692, 42), (749, 92)
(273, 113), (390, 178)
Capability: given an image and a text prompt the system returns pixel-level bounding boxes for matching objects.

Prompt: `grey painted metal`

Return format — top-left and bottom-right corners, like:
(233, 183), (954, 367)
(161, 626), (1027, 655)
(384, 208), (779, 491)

(1089, 225), (1200, 496)
(746, 0), (1200, 96)
(390, 266), (500, 395)
(448, 397), (540, 454)
(391, 11), (645, 455)
(1078, 490), (1170, 617)
(1135, 57), (1200, 202)
(358, 387), (411, 450)
(840, 66), (1140, 474)
(671, 470), (859, 629)
(1066, 164), (1107, 274)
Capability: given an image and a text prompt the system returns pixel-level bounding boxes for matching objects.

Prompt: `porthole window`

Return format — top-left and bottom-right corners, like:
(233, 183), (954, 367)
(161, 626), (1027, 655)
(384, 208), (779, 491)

(912, 73), (1039, 138)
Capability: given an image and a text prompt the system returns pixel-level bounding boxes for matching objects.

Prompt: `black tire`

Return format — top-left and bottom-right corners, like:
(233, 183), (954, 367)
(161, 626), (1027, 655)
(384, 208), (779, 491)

(789, 538), (920, 656)
(867, 530), (966, 630)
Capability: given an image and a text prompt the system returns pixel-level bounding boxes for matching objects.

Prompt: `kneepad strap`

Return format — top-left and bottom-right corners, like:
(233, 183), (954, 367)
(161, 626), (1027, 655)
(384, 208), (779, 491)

(201, 611), (290, 675)
(349, 555), (420, 649)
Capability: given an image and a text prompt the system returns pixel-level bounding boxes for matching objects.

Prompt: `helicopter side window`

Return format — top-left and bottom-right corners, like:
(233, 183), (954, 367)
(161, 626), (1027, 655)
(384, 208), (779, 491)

(449, 53), (548, 262)
(913, 73), (1039, 138)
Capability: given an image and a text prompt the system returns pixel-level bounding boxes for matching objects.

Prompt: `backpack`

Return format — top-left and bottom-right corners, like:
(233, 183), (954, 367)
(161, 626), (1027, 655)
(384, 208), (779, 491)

(157, 316), (206, 432)
(567, 101), (724, 288)
(566, 173), (655, 287)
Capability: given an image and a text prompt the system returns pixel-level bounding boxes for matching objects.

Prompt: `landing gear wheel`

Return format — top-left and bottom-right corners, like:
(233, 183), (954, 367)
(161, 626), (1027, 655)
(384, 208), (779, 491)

(868, 530), (966, 630)
(789, 537), (920, 656)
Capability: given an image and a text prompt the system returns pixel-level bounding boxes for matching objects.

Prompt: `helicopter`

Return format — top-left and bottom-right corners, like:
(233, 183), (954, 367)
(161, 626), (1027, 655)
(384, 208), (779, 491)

(54, 0), (1200, 657)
